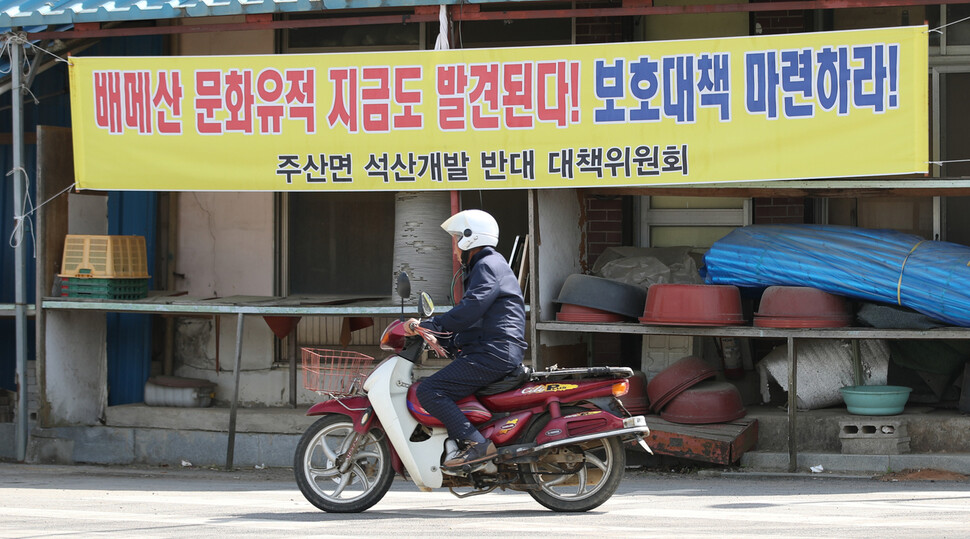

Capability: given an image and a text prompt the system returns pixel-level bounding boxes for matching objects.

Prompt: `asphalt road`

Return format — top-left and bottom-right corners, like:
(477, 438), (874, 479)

(1, 463), (969, 538)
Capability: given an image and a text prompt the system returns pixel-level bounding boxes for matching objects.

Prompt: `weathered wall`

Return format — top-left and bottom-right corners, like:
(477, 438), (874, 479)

(536, 189), (586, 368)
(173, 192), (277, 402)
(45, 311), (106, 425)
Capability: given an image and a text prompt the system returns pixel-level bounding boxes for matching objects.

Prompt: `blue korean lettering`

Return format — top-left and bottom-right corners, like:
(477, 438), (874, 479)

(887, 44), (898, 108)
(594, 59), (626, 123)
(662, 55), (695, 123)
(697, 52), (730, 121)
(852, 44), (888, 112)
(816, 46), (849, 115)
(780, 48), (814, 118)
(745, 51), (779, 119)
(628, 56), (661, 122)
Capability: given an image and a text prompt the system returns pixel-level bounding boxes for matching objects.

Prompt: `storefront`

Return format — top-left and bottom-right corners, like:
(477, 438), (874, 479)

(4, 1), (970, 470)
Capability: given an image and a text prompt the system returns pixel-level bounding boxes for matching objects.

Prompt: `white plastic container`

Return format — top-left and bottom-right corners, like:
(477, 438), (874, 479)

(144, 376), (215, 407)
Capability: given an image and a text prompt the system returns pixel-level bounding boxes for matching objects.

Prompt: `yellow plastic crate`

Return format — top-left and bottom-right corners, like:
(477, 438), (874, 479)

(59, 235), (150, 279)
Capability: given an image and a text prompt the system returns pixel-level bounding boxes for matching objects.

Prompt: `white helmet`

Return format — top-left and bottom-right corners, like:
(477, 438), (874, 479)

(441, 209), (499, 251)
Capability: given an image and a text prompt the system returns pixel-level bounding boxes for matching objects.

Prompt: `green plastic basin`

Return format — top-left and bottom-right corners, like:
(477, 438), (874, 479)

(839, 385), (912, 416)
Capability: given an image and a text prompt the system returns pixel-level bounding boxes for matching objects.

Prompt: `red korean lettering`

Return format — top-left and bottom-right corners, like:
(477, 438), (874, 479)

(536, 60), (579, 128)
(503, 62), (534, 129)
(327, 67), (358, 133)
(361, 66), (390, 133)
(152, 70), (183, 135)
(469, 63), (500, 130)
(195, 70), (224, 135)
(94, 71), (123, 134)
(224, 69), (254, 134)
(285, 68), (315, 134)
(393, 66), (422, 129)
(122, 71), (152, 135)
(255, 68), (285, 135)
(437, 64), (467, 131)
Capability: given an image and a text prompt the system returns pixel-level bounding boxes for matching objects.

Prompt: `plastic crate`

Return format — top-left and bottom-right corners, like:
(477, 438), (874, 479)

(61, 277), (149, 300)
(59, 235), (150, 279)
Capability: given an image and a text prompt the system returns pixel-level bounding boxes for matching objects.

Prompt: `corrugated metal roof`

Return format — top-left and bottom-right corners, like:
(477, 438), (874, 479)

(0, 0), (423, 28)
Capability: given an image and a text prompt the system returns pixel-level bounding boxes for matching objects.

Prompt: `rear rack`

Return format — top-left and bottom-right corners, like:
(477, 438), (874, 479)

(530, 366), (633, 380)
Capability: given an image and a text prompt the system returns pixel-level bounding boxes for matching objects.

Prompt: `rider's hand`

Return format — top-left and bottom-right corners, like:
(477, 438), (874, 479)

(404, 318), (421, 336)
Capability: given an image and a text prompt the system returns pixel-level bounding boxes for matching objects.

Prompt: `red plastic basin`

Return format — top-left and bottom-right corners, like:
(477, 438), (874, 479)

(640, 284), (744, 326)
(659, 380), (747, 424)
(646, 355), (717, 412)
(557, 303), (628, 323)
(754, 286), (852, 328)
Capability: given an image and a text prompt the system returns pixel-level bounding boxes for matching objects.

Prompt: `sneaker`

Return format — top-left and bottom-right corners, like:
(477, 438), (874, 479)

(442, 440), (497, 468)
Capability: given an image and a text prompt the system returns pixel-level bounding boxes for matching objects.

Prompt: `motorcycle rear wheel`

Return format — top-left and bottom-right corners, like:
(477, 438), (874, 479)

(294, 414), (394, 513)
(520, 408), (626, 512)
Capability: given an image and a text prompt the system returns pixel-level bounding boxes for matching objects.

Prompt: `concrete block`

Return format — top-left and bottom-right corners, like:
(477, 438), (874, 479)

(839, 419), (911, 455)
(68, 426), (135, 465)
(841, 437), (911, 455)
(0, 423), (15, 459)
(26, 433), (74, 464)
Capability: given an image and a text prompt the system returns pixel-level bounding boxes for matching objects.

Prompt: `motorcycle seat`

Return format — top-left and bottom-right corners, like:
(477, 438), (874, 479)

(475, 364), (533, 396)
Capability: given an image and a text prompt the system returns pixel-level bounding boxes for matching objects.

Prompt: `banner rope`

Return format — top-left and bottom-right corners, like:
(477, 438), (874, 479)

(928, 158), (970, 165)
(7, 166), (76, 254)
(927, 13), (970, 34)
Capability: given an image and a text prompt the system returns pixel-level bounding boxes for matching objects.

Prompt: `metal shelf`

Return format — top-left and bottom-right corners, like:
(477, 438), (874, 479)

(536, 319), (970, 472)
(536, 321), (970, 340)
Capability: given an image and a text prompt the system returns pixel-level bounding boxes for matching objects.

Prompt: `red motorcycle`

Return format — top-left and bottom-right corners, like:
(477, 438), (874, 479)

(294, 281), (651, 513)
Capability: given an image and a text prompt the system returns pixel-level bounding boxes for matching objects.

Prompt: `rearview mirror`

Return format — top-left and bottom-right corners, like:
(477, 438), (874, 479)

(419, 292), (434, 318)
(396, 272), (411, 300)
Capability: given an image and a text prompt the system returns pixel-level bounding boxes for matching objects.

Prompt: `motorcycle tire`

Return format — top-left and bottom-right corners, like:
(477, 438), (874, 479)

(294, 414), (394, 513)
(519, 407), (626, 512)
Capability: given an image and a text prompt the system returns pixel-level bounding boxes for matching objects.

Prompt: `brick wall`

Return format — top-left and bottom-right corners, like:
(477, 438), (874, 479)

(753, 197), (806, 224)
(750, 0), (813, 35)
(575, 0), (627, 44)
(585, 195), (625, 267)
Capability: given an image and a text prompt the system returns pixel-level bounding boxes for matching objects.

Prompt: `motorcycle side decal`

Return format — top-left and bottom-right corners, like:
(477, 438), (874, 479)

(544, 429), (563, 437)
(521, 383), (579, 395)
(498, 418), (520, 435)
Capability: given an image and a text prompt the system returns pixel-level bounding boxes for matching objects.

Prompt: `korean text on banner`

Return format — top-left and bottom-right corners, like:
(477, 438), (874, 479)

(69, 26), (928, 192)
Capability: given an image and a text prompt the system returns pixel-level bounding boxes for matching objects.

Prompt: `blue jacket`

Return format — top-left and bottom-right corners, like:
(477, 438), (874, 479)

(421, 246), (527, 366)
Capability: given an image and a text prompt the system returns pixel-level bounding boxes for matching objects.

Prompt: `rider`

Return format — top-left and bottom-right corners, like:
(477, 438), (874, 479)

(404, 209), (527, 469)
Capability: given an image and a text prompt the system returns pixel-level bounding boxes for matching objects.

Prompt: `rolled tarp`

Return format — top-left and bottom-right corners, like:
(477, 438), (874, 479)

(703, 224), (970, 327)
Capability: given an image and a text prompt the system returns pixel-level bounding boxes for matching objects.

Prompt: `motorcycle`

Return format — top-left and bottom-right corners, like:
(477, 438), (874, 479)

(294, 273), (651, 513)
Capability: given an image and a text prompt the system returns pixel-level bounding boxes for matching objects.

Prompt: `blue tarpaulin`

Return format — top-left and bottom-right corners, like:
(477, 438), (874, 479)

(703, 224), (970, 328)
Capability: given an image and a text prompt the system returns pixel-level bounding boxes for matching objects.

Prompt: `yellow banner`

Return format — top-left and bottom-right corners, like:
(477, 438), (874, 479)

(69, 26), (928, 191)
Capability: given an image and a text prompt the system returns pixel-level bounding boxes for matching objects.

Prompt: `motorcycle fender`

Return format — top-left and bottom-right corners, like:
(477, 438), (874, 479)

(306, 397), (405, 476)
(536, 409), (624, 446)
(307, 397), (374, 433)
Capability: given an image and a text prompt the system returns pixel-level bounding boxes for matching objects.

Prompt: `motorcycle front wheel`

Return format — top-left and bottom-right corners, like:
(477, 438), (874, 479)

(520, 408), (626, 512)
(294, 414), (394, 513)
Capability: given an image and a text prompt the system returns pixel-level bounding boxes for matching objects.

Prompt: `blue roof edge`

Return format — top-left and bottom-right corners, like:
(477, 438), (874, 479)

(0, 0), (479, 29)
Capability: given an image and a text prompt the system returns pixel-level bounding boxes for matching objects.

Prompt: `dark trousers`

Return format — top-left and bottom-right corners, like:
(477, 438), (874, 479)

(416, 352), (516, 440)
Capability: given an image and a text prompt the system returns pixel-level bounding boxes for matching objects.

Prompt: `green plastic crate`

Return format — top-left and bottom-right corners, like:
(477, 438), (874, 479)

(62, 277), (149, 300)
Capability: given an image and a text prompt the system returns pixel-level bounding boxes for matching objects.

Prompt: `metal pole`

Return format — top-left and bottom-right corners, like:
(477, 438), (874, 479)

(786, 336), (798, 473)
(289, 330), (297, 407)
(10, 35), (30, 462)
(226, 313), (244, 470)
